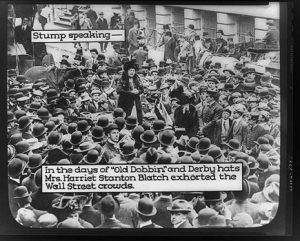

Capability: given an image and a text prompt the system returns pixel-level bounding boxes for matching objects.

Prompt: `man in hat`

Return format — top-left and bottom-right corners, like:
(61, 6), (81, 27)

(216, 29), (227, 49)
(128, 20), (140, 56)
(167, 199), (193, 228)
(215, 38), (229, 54)
(159, 31), (176, 62)
(178, 35), (194, 74)
(245, 112), (267, 151)
(85, 49), (99, 69)
(213, 107), (233, 146)
(13, 186), (48, 219)
(79, 193), (102, 227)
(262, 19), (279, 48)
(78, 93), (96, 113)
(110, 142), (137, 164)
(102, 124), (120, 163)
(185, 24), (197, 44)
(157, 130), (179, 163)
(269, 110), (280, 140)
(14, 17), (33, 55)
(136, 197), (162, 228)
(201, 88), (223, 141)
(96, 11), (109, 53)
(174, 94), (199, 138)
(225, 105), (248, 147)
(96, 195), (130, 228)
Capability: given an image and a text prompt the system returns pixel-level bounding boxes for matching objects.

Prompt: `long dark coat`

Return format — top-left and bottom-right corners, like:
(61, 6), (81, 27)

(174, 105), (199, 138)
(116, 75), (144, 124)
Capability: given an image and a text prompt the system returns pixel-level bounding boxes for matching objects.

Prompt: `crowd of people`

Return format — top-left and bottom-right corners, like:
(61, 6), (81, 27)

(7, 5), (280, 229)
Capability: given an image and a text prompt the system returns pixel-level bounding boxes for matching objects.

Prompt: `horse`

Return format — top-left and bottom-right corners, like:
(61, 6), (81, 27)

(24, 66), (82, 92)
(198, 50), (239, 72)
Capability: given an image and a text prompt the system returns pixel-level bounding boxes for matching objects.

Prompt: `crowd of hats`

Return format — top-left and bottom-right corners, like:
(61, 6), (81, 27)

(6, 33), (280, 228)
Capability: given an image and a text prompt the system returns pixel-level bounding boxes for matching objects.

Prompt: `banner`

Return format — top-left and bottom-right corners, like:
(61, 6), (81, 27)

(42, 163), (243, 193)
(31, 30), (125, 43)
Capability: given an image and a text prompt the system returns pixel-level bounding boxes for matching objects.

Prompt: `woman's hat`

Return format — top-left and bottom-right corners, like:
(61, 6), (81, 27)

(136, 197), (157, 216)
(158, 130), (176, 146)
(123, 60), (138, 72)
(167, 199), (192, 213)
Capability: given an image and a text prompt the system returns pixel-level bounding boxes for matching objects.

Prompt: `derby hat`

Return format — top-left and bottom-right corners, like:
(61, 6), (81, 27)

(68, 123), (78, 134)
(45, 121), (58, 133)
(200, 155), (214, 164)
(52, 108), (65, 117)
(97, 116), (109, 129)
(28, 102), (41, 112)
(77, 120), (91, 133)
(236, 159), (250, 178)
(8, 158), (27, 178)
(114, 117), (126, 130)
(37, 108), (51, 119)
(120, 142), (137, 156)
(99, 195), (120, 216)
(91, 126), (105, 141)
(113, 108), (125, 118)
(57, 159), (71, 165)
(77, 85), (87, 95)
(126, 116), (138, 127)
(82, 149), (100, 164)
(80, 93), (91, 102)
(196, 207), (218, 226)
(140, 130), (157, 144)
(38, 213), (58, 228)
(145, 148), (158, 164)
(196, 137), (211, 152)
(75, 142), (96, 153)
(18, 116), (32, 131)
(207, 146), (223, 161)
(186, 137), (200, 152)
(136, 197), (157, 216)
(13, 186), (31, 199)
(61, 139), (73, 152)
(47, 131), (62, 145)
(248, 156), (259, 170)
(15, 153), (29, 164)
(8, 145), (16, 161)
(131, 126), (145, 141)
(167, 199), (192, 213)
(223, 139), (242, 151)
(9, 133), (23, 146)
(15, 141), (31, 154)
(234, 152), (249, 163)
(28, 154), (45, 169)
(158, 130), (176, 146)
(157, 153), (172, 164)
(70, 152), (84, 164)
(204, 191), (225, 202)
(152, 119), (166, 133)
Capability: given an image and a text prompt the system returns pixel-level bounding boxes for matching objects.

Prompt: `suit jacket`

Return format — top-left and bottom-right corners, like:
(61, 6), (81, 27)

(226, 118), (248, 147)
(79, 101), (97, 113)
(214, 118), (233, 146)
(79, 206), (102, 227)
(97, 218), (131, 228)
(152, 196), (172, 228)
(202, 101), (223, 140)
(21, 174), (39, 193)
(245, 124), (267, 150)
(96, 18), (108, 30)
(128, 27), (139, 55)
(14, 25), (33, 54)
(114, 195), (139, 228)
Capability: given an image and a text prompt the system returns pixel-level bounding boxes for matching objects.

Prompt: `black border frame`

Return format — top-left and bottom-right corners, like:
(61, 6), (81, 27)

(0, 0), (294, 237)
